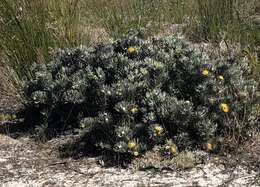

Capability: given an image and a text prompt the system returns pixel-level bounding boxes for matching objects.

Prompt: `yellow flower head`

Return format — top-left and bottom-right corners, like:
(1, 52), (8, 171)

(0, 114), (4, 121)
(130, 106), (138, 114)
(206, 143), (213, 151)
(208, 98), (215, 105)
(79, 123), (86, 129)
(133, 151), (139, 156)
(154, 124), (163, 135)
(6, 114), (11, 120)
(202, 69), (209, 76)
(127, 47), (137, 54)
(11, 114), (16, 120)
(127, 141), (136, 149)
(219, 103), (229, 113)
(169, 146), (177, 155)
(218, 75), (224, 81)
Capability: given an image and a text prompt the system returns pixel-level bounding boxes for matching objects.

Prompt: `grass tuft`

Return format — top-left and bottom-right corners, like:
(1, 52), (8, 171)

(0, 0), (87, 81)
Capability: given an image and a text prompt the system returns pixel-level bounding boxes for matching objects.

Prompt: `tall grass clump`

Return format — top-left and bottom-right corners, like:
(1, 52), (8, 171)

(190, 0), (260, 48)
(85, 0), (163, 38)
(0, 0), (86, 81)
(85, 0), (259, 49)
(85, 0), (194, 39)
(160, 0), (193, 24)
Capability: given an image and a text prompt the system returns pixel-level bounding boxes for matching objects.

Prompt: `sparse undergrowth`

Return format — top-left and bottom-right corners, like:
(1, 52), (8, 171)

(21, 32), (259, 164)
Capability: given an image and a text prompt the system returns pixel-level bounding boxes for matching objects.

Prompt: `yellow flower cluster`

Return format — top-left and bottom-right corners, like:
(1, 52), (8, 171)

(128, 140), (140, 157)
(127, 140), (136, 149)
(154, 124), (163, 135)
(133, 151), (139, 156)
(130, 106), (138, 114)
(165, 145), (178, 155)
(206, 143), (213, 151)
(219, 103), (229, 113)
(200, 70), (229, 113)
(127, 47), (137, 54)
(217, 75), (224, 81)
(202, 69), (209, 76)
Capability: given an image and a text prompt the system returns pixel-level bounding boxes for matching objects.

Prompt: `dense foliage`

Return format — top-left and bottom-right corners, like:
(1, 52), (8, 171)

(23, 32), (259, 157)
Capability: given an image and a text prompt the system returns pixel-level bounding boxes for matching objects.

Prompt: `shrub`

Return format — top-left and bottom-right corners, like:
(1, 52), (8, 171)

(22, 32), (259, 158)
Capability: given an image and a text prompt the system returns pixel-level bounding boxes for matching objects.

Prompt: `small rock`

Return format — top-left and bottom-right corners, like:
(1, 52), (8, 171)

(0, 158), (7, 162)
(41, 180), (62, 187)
(5, 164), (13, 170)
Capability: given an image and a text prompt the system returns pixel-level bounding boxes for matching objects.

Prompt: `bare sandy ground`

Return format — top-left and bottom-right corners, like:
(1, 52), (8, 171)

(0, 134), (259, 187)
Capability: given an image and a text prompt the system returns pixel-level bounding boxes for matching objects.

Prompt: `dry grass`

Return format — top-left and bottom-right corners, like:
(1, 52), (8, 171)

(0, 66), (18, 98)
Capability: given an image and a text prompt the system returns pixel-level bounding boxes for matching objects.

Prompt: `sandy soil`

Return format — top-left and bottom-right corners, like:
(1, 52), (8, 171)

(0, 134), (259, 187)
